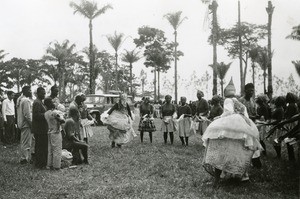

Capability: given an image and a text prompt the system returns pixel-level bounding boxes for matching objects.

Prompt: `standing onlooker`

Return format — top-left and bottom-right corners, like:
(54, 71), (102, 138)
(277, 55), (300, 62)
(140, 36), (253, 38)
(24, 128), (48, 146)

(17, 86), (33, 164)
(49, 85), (60, 108)
(2, 91), (16, 144)
(207, 95), (223, 121)
(284, 92), (299, 161)
(239, 83), (257, 121)
(32, 87), (48, 169)
(195, 90), (209, 135)
(138, 97), (156, 143)
(44, 97), (64, 170)
(177, 97), (192, 146)
(161, 95), (176, 144)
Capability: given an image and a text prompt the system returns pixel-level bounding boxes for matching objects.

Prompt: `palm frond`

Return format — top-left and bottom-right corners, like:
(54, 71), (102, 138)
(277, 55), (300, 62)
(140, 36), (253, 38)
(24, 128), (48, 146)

(93, 4), (113, 19)
(286, 25), (300, 41)
(292, 60), (300, 77)
(107, 31), (125, 52)
(164, 11), (187, 30)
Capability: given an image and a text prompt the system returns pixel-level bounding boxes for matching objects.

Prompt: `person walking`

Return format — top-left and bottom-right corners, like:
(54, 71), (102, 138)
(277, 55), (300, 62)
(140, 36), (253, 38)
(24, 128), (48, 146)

(2, 91), (16, 144)
(138, 97), (156, 143)
(32, 87), (48, 169)
(17, 86), (33, 164)
(195, 90), (209, 135)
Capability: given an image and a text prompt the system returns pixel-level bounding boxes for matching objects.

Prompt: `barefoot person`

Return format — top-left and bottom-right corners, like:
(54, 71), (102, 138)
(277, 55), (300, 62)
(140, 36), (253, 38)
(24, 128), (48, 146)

(138, 97), (156, 143)
(202, 79), (262, 184)
(177, 96), (192, 146)
(107, 93), (135, 148)
(160, 95), (176, 145)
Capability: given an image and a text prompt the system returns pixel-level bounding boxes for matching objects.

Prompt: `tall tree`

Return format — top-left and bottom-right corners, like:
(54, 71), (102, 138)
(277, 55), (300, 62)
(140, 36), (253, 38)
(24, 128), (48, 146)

(121, 49), (141, 96)
(43, 40), (82, 101)
(266, 1), (275, 99)
(257, 47), (269, 94)
(0, 50), (11, 90)
(249, 47), (260, 93)
(211, 62), (231, 97)
(140, 69), (147, 96)
(4, 58), (27, 92)
(164, 11), (187, 103)
(70, 0), (112, 94)
(106, 31), (125, 90)
(134, 26), (182, 101)
(217, 22), (267, 94)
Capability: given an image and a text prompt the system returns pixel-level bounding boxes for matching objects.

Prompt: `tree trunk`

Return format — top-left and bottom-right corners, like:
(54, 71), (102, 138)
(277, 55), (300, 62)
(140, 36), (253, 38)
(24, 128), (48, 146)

(130, 64), (133, 95)
(115, 52), (118, 90)
(263, 70), (267, 94)
(220, 79), (224, 97)
(238, 0), (244, 95)
(154, 67), (157, 102)
(174, 30), (178, 103)
(212, 0), (218, 96)
(89, 19), (95, 94)
(266, 1), (274, 99)
(252, 63), (256, 95)
(158, 69), (160, 101)
(61, 69), (65, 103)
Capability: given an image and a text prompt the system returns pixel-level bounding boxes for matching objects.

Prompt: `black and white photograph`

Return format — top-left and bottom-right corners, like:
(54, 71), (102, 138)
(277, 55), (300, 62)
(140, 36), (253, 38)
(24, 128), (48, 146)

(0, 0), (299, 198)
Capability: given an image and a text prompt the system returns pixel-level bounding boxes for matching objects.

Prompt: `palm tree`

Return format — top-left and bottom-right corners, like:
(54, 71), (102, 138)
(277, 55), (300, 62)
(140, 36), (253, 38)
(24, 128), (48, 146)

(106, 31), (125, 90)
(249, 47), (260, 93)
(210, 62), (231, 97)
(43, 40), (82, 101)
(121, 49), (140, 95)
(164, 11), (187, 103)
(70, 0), (112, 94)
(257, 47), (269, 94)
(292, 61), (300, 77)
(140, 69), (147, 96)
(0, 50), (8, 61)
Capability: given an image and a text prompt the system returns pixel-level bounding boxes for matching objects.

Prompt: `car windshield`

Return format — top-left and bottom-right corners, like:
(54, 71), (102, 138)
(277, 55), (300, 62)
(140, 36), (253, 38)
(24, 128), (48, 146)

(85, 96), (105, 104)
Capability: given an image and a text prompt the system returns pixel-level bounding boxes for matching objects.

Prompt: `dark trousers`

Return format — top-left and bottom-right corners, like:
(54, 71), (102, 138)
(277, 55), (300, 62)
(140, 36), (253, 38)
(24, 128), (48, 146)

(3, 115), (16, 144)
(71, 141), (89, 164)
(34, 134), (48, 168)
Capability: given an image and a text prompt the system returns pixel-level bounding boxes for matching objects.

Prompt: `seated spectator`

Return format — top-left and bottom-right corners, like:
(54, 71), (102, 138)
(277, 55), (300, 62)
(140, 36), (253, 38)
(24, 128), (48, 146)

(64, 107), (89, 165)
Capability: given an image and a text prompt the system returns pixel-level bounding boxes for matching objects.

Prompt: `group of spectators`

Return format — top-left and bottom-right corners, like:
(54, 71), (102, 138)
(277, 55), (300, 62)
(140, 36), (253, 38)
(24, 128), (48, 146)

(0, 85), (94, 170)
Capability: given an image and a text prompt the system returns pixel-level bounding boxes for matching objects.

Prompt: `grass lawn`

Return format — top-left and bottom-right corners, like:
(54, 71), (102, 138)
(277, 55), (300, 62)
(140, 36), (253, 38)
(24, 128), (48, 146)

(0, 116), (299, 199)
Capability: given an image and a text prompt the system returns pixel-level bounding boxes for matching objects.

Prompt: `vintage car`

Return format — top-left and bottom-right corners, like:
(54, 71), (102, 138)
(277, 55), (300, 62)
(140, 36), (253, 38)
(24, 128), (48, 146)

(84, 93), (134, 125)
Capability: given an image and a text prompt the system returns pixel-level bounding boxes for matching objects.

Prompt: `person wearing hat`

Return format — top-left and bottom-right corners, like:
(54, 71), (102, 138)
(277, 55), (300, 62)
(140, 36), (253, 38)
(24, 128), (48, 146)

(107, 93), (135, 148)
(195, 90), (209, 135)
(202, 79), (262, 184)
(177, 96), (192, 146)
(160, 95), (176, 144)
(138, 97), (156, 143)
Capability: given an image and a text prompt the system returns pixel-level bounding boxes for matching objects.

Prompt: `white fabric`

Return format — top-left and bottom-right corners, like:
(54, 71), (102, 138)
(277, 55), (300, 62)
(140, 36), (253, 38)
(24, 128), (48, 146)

(2, 98), (15, 121)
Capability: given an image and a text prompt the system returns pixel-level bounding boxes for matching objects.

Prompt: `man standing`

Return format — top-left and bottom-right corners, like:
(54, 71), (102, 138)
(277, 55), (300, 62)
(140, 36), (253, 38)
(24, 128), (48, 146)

(17, 86), (33, 164)
(195, 90), (209, 135)
(32, 87), (48, 169)
(49, 85), (59, 108)
(2, 91), (16, 144)
(239, 83), (257, 121)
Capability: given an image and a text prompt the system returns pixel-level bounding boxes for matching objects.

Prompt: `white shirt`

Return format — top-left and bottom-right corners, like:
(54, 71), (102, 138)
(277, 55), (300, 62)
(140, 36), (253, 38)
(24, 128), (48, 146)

(2, 98), (15, 121)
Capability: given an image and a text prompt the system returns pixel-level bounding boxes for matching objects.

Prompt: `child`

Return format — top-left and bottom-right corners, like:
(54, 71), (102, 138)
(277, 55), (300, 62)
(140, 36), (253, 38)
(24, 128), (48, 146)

(44, 97), (65, 170)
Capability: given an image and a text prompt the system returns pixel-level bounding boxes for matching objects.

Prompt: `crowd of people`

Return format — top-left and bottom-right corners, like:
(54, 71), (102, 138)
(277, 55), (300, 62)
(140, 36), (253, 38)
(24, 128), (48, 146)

(0, 82), (299, 184)
(0, 85), (95, 170)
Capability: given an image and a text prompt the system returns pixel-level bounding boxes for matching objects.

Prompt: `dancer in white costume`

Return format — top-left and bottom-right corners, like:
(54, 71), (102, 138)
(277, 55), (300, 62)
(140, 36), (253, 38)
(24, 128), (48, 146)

(202, 78), (263, 184)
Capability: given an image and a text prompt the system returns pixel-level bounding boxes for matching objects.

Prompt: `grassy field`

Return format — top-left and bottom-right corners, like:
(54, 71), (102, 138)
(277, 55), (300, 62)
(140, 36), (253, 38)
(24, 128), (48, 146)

(0, 116), (299, 199)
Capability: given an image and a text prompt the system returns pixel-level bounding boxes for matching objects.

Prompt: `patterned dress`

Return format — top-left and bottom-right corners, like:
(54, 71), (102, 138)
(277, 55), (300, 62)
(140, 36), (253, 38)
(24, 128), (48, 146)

(138, 103), (156, 132)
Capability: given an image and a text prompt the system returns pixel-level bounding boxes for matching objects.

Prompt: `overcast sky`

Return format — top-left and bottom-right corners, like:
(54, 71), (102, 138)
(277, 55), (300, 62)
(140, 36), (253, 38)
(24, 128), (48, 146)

(1, 0), (299, 99)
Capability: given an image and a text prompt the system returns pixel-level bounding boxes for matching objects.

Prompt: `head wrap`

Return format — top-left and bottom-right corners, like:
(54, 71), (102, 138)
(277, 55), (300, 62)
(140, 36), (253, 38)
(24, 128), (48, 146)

(224, 78), (236, 98)
(119, 93), (127, 106)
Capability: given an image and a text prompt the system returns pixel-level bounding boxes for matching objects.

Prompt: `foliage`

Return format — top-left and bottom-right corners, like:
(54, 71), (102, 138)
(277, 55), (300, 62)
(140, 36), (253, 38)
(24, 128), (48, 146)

(164, 11), (187, 31)
(43, 40), (83, 101)
(70, 0), (112, 20)
(291, 61), (300, 77)
(216, 22), (267, 94)
(107, 31), (125, 54)
(286, 24), (300, 41)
